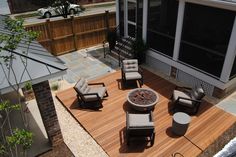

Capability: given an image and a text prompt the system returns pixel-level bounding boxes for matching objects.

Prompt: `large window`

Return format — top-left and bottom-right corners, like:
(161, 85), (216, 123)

(147, 0), (178, 57)
(179, 3), (235, 77)
(137, 0), (143, 38)
(127, 1), (136, 38)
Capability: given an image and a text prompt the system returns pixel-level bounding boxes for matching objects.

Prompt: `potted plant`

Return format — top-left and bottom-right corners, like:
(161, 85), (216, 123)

(22, 81), (35, 101)
(106, 29), (117, 50)
(51, 82), (60, 91)
(132, 37), (148, 64)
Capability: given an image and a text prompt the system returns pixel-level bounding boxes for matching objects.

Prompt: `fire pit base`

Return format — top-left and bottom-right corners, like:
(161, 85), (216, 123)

(127, 88), (159, 111)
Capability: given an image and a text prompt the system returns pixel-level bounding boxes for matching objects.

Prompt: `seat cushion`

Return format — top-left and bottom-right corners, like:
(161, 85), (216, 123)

(84, 87), (107, 101)
(128, 113), (154, 128)
(191, 87), (205, 100)
(123, 59), (138, 72)
(125, 72), (142, 80)
(173, 90), (194, 107)
(74, 78), (89, 94)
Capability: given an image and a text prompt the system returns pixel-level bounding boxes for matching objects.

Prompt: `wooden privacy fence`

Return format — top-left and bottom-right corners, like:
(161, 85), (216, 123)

(25, 12), (116, 55)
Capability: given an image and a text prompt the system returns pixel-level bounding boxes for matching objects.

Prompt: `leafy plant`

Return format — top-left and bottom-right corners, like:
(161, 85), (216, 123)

(24, 81), (32, 91)
(51, 82), (59, 91)
(132, 37), (148, 64)
(0, 143), (7, 156)
(0, 18), (38, 157)
(7, 128), (33, 150)
(0, 101), (20, 111)
(107, 29), (117, 50)
(0, 18), (39, 62)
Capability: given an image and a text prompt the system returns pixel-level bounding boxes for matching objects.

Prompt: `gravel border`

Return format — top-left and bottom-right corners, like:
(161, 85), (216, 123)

(53, 96), (108, 157)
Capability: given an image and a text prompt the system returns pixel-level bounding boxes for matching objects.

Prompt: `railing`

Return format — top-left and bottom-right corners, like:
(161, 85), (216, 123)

(117, 36), (134, 66)
(103, 24), (120, 58)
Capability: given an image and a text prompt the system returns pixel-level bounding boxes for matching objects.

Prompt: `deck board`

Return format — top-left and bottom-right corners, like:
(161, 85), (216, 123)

(56, 69), (236, 157)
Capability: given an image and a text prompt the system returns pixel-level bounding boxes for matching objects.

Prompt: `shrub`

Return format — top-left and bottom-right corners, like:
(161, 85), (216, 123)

(24, 81), (32, 91)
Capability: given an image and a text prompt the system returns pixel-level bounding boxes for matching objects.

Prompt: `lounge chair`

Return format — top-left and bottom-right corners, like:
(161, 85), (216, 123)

(74, 77), (108, 109)
(121, 59), (143, 88)
(171, 86), (205, 114)
(126, 111), (155, 146)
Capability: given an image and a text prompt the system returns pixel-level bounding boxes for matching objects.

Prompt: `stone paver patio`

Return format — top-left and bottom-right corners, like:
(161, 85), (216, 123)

(58, 45), (119, 83)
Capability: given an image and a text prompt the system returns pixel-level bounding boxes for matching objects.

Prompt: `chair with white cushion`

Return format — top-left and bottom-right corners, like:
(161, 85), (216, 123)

(172, 86), (205, 114)
(74, 78), (108, 109)
(126, 112), (155, 146)
(121, 59), (143, 87)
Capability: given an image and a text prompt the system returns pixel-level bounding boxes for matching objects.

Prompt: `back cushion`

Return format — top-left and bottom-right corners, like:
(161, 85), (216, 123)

(123, 59), (138, 72)
(75, 78), (89, 94)
(191, 87), (205, 100)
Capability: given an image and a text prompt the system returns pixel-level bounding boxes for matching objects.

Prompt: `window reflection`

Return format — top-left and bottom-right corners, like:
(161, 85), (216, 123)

(179, 3), (235, 77)
(147, 0), (178, 57)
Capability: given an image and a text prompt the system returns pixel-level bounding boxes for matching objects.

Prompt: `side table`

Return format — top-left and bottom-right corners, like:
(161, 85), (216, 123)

(172, 112), (191, 136)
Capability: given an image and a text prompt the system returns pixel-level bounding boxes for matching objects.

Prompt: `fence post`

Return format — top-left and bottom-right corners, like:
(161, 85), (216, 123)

(71, 15), (78, 50)
(105, 10), (110, 34)
(46, 19), (56, 55)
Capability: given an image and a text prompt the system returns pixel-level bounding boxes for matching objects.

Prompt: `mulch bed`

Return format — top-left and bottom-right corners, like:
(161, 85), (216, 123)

(37, 142), (74, 157)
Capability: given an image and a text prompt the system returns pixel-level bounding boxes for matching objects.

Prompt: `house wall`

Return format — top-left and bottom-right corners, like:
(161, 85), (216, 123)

(118, 0), (236, 98)
(33, 81), (63, 146)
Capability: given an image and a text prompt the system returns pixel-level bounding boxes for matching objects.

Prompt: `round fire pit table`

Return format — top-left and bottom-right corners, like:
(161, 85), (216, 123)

(127, 88), (159, 111)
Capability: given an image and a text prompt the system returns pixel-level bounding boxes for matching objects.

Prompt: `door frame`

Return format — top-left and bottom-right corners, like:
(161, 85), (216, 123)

(124, 0), (137, 38)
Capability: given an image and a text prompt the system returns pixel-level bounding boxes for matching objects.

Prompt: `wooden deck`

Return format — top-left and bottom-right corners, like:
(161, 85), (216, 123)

(56, 70), (236, 157)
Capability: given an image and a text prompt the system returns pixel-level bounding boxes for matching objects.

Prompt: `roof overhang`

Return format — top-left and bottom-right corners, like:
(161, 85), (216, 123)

(183, 0), (236, 11)
(0, 14), (68, 95)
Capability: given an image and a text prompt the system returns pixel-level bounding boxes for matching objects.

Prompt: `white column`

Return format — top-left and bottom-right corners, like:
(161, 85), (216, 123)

(220, 16), (236, 82)
(124, 0), (128, 37)
(142, 0), (148, 42)
(173, 0), (185, 61)
(116, 0), (120, 28)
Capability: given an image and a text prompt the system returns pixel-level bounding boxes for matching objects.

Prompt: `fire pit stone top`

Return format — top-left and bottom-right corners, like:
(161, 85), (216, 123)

(127, 88), (159, 111)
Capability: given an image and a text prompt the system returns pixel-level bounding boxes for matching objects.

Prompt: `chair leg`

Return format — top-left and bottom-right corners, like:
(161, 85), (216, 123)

(193, 105), (200, 115)
(99, 99), (103, 108)
(150, 132), (155, 146)
(104, 91), (109, 97)
(126, 130), (130, 146)
(138, 80), (142, 88)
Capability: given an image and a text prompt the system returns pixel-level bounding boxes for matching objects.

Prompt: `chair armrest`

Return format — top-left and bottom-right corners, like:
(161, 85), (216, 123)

(149, 111), (154, 122)
(88, 82), (105, 87)
(177, 97), (201, 104)
(126, 112), (130, 129)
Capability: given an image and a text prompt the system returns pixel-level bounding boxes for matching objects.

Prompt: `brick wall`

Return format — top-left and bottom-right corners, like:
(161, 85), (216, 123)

(32, 81), (63, 146)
